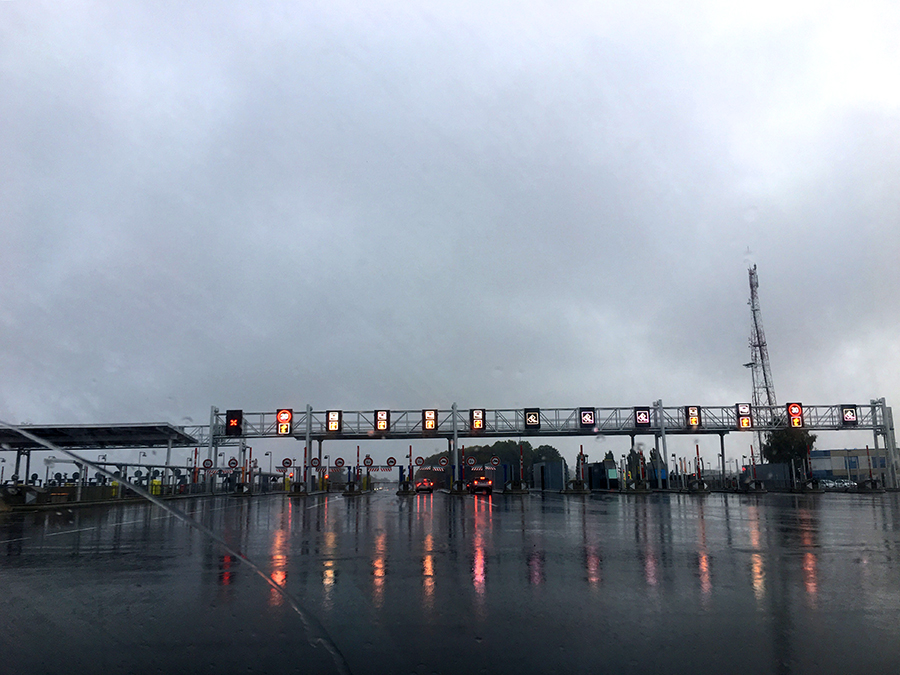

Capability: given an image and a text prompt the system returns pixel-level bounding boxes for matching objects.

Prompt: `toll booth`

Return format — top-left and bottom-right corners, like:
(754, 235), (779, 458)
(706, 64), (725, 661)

(533, 460), (566, 491)
(645, 464), (669, 489)
(587, 461), (619, 490)
(740, 462), (791, 489)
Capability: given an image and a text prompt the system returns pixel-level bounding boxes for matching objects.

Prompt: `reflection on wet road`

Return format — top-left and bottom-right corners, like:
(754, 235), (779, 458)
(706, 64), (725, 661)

(3, 490), (900, 674)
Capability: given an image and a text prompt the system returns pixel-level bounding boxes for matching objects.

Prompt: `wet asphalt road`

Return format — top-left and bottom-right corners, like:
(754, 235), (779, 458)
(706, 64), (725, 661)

(2, 489), (900, 675)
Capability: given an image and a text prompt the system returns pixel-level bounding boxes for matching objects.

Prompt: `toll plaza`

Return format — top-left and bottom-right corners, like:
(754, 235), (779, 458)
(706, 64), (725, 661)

(1, 399), (897, 509)
(196, 400), (898, 492)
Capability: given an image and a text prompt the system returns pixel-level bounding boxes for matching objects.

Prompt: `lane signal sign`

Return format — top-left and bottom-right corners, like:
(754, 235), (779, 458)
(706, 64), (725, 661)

(276, 409), (293, 435)
(786, 402), (804, 428)
(736, 403), (753, 429)
(685, 406), (702, 429)
(634, 407), (651, 427)
(524, 408), (541, 429)
(579, 408), (596, 429)
(225, 410), (243, 436)
(841, 404), (859, 427)
(422, 409), (437, 434)
(375, 410), (390, 433)
(327, 410), (342, 433)
(470, 409), (485, 433)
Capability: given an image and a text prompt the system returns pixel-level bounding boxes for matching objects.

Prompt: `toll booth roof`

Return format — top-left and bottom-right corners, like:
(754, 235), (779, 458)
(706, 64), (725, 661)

(0, 423), (199, 450)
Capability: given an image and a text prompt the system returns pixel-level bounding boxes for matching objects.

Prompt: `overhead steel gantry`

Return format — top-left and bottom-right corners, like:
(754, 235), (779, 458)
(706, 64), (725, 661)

(192, 402), (893, 445)
(187, 401), (897, 489)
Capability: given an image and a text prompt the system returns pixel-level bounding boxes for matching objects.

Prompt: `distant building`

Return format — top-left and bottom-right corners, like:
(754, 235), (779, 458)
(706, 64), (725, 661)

(810, 448), (888, 484)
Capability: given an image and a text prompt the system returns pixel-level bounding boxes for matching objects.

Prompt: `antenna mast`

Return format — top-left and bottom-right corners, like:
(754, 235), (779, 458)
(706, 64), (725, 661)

(748, 264), (777, 412)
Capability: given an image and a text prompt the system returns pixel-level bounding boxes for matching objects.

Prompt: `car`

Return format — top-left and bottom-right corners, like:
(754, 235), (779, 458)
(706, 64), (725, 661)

(468, 476), (492, 495)
(415, 479), (434, 493)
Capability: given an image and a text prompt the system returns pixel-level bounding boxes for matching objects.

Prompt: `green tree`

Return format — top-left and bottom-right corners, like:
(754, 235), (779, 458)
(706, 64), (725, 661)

(761, 426), (817, 463)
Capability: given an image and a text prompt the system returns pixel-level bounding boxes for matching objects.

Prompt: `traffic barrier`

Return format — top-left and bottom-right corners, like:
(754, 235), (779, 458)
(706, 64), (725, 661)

(562, 479), (589, 495)
(502, 479), (529, 494)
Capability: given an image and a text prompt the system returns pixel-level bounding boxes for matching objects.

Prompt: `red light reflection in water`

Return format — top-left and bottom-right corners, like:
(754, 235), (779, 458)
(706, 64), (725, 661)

(585, 545), (601, 587)
(219, 555), (234, 586)
(528, 551), (545, 585)
(270, 570), (287, 606)
(472, 495), (491, 616)
(372, 532), (387, 608)
(473, 532), (486, 597)
(643, 548), (659, 587)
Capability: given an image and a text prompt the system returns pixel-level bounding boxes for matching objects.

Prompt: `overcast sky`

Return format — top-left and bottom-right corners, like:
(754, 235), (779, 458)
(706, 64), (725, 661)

(2, 1), (898, 466)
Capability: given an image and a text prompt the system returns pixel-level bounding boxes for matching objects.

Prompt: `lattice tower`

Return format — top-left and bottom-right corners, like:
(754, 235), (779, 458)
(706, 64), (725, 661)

(748, 264), (777, 412)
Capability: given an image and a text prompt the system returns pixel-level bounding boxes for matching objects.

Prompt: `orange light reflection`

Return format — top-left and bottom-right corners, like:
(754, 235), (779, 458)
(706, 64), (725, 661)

(422, 533), (435, 607)
(372, 532), (387, 608)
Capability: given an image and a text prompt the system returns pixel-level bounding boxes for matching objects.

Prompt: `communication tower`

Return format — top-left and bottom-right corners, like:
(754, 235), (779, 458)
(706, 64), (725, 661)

(746, 265), (777, 449)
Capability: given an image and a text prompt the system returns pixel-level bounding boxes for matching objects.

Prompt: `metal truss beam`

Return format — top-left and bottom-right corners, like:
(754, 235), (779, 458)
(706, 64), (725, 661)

(192, 403), (891, 446)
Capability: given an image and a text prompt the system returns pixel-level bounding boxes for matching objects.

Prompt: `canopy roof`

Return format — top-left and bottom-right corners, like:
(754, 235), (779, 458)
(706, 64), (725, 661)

(0, 423), (199, 451)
